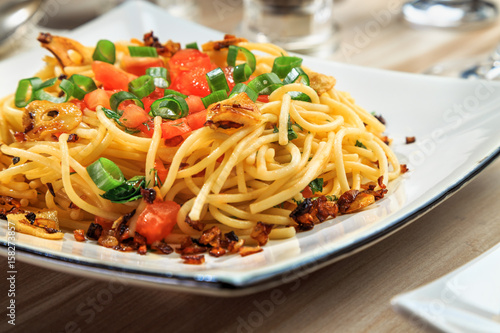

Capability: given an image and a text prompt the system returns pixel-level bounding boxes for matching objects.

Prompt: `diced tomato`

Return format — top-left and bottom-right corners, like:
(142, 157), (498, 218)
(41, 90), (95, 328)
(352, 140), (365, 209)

(185, 95), (205, 114)
(186, 109), (207, 130)
(161, 118), (192, 139)
(94, 216), (114, 231)
(70, 98), (87, 111)
(154, 159), (168, 184)
(135, 200), (180, 244)
(141, 88), (164, 113)
(169, 66), (212, 97)
(257, 95), (270, 103)
(84, 89), (113, 110)
(119, 104), (151, 128)
(168, 49), (213, 82)
(92, 61), (137, 91)
(137, 119), (155, 137)
(121, 55), (165, 76)
(301, 186), (313, 198)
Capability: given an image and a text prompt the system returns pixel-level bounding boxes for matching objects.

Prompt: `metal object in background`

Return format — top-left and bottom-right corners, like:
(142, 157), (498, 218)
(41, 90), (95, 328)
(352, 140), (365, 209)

(461, 44), (500, 79)
(402, 0), (498, 28)
(0, 0), (43, 55)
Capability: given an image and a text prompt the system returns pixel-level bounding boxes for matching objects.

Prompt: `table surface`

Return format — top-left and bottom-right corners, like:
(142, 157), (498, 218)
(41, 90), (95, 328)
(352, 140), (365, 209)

(2, 0), (500, 332)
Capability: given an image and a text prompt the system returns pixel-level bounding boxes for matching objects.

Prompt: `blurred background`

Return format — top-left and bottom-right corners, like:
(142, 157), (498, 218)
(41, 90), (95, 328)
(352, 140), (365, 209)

(3, 0), (500, 77)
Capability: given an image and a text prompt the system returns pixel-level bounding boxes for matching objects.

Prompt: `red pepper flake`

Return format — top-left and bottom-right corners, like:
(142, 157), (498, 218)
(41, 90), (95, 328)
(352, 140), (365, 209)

(406, 136), (416, 144)
(181, 254), (205, 265)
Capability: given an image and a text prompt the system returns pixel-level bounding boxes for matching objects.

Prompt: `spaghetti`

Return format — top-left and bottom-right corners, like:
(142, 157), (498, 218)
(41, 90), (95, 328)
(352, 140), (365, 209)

(0, 33), (405, 259)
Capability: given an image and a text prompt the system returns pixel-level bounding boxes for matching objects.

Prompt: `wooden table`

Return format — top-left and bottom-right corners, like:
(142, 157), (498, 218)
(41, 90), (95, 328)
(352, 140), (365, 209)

(2, 0), (500, 332)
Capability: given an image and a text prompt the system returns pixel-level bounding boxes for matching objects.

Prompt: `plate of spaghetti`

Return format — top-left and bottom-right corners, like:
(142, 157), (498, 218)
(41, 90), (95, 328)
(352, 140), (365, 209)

(1, 1), (500, 295)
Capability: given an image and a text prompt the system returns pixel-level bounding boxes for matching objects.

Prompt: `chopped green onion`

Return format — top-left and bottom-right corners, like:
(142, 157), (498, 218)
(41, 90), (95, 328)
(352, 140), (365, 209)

(201, 90), (228, 108)
(185, 42), (199, 50)
(233, 64), (253, 84)
(33, 79), (75, 104)
(128, 75), (155, 99)
(272, 56), (303, 79)
(283, 67), (310, 85)
(14, 77), (43, 107)
(227, 45), (256, 73)
(150, 95), (188, 120)
(206, 67), (230, 93)
(92, 40), (116, 64)
(109, 91), (144, 111)
(146, 67), (169, 89)
(287, 91), (311, 102)
(101, 175), (145, 203)
(229, 83), (258, 102)
(69, 74), (97, 100)
(248, 73), (283, 95)
(163, 89), (187, 99)
(87, 157), (125, 191)
(128, 46), (158, 57)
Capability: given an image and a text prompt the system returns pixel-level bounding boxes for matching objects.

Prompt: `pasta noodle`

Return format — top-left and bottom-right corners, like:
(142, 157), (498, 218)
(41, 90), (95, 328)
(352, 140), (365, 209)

(0, 33), (405, 258)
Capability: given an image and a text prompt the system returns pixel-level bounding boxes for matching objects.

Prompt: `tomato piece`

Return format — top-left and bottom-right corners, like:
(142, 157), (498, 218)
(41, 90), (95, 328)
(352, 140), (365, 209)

(168, 49), (213, 82)
(92, 61), (137, 91)
(161, 118), (191, 139)
(121, 55), (164, 76)
(301, 186), (313, 198)
(84, 89), (112, 110)
(137, 119), (155, 138)
(94, 216), (114, 231)
(154, 159), (168, 184)
(119, 104), (151, 128)
(142, 88), (164, 113)
(257, 95), (269, 103)
(186, 110), (207, 130)
(135, 200), (180, 244)
(186, 95), (205, 114)
(169, 66), (212, 97)
(69, 98), (87, 111)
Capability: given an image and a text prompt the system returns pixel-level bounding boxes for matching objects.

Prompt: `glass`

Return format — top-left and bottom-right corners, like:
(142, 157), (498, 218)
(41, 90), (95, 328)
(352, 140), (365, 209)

(239, 0), (336, 54)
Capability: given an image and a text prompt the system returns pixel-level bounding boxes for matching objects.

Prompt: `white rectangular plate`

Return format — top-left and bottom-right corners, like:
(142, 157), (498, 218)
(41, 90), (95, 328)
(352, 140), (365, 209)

(1, 1), (500, 296)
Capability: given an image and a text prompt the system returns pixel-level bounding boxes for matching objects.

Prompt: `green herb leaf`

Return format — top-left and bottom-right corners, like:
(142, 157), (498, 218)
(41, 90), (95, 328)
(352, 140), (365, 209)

(355, 140), (367, 149)
(101, 175), (145, 203)
(309, 178), (324, 194)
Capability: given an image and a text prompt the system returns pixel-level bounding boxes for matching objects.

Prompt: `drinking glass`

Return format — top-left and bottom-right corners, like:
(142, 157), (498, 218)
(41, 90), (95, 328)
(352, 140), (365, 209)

(239, 0), (336, 54)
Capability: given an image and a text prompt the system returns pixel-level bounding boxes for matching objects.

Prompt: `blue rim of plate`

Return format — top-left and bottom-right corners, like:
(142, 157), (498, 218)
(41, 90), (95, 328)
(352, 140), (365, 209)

(1, 145), (499, 296)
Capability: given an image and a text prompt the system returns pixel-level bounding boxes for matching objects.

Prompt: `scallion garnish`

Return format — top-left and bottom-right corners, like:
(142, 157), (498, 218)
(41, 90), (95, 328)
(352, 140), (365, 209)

(33, 79), (75, 104)
(150, 95), (188, 120)
(128, 75), (155, 99)
(128, 46), (158, 57)
(283, 67), (310, 85)
(86, 157), (125, 191)
(185, 42), (199, 50)
(69, 74), (97, 100)
(227, 45), (256, 73)
(247, 73), (283, 95)
(163, 89), (187, 99)
(206, 67), (230, 93)
(146, 67), (169, 89)
(92, 40), (116, 64)
(229, 83), (258, 102)
(201, 90), (228, 108)
(109, 91), (144, 111)
(14, 77), (43, 107)
(272, 56), (303, 79)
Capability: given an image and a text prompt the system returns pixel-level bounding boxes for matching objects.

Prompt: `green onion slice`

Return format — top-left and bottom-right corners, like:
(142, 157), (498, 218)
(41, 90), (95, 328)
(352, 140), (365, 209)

(92, 40), (116, 64)
(283, 67), (310, 86)
(233, 64), (253, 84)
(247, 73), (283, 95)
(146, 67), (169, 89)
(288, 91), (312, 102)
(150, 95), (188, 120)
(128, 46), (158, 57)
(33, 79), (75, 104)
(109, 91), (144, 111)
(201, 90), (228, 108)
(227, 45), (256, 73)
(206, 67), (230, 93)
(185, 42), (199, 50)
(272, 56), (303, 79)
(87, 157), (125, 191)
(128, 75), (155, 99)
(69, 74), (97, 100)
(14, 77), (43, 107)
(163, 89), (187, 99)
(229, 83), (258, 102)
